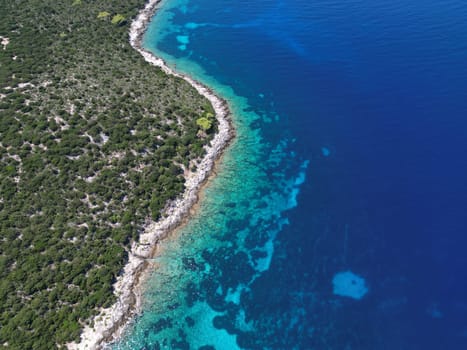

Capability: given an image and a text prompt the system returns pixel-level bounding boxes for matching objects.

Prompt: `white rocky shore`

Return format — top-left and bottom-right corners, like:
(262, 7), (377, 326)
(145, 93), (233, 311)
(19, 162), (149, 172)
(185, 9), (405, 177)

(67, 0), (234, 349)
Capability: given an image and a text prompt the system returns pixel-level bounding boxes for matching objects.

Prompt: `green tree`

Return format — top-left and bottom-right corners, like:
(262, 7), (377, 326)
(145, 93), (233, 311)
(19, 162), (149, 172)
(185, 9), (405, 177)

(111, 14), (126, 26)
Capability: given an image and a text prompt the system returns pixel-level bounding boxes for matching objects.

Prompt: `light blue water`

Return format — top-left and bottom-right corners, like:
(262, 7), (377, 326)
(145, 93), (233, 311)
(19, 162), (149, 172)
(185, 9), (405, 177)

(114, 0), (467, 348)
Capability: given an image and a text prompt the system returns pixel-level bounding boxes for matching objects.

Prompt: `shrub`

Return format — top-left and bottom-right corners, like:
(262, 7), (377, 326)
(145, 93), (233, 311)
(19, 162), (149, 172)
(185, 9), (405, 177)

(111, 14), (126, 26)
(196, 117), (212, 131)
(97, 11), (110, 19)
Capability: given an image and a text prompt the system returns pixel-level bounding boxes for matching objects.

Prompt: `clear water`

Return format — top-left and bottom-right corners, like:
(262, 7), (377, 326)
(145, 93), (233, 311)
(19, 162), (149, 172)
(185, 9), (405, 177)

(114, 0), (467, 348)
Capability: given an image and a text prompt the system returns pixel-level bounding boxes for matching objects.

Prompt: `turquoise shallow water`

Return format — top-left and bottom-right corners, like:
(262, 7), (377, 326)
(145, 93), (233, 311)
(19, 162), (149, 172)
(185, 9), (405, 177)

(113, 1), (308, 349)
(114, 0), (467, 348)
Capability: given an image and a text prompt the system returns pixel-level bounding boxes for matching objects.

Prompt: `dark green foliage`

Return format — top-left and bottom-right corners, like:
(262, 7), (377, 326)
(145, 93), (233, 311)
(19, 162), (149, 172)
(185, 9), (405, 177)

(0, 0), (217, 348)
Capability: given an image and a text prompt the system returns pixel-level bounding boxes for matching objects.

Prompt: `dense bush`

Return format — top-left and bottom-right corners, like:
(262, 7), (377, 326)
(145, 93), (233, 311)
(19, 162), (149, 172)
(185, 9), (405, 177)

(0, 0), (217, 348)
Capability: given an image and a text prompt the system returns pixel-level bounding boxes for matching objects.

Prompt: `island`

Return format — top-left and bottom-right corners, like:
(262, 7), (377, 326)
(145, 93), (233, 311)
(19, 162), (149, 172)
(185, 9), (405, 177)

(0, 0), (233, 349)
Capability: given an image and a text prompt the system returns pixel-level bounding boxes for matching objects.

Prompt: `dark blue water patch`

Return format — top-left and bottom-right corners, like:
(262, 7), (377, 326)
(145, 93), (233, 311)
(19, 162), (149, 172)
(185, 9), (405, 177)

(116, 0), (467, 348)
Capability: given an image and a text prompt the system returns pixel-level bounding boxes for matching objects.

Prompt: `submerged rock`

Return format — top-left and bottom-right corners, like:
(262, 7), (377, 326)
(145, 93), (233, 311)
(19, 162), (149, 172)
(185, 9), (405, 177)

(332, 271), (368, 300)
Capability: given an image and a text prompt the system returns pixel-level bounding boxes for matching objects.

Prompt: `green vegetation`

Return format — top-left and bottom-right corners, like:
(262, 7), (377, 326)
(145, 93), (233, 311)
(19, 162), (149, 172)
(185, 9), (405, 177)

(97, 11), (110, 19)
(111, 14), (127, 26)
(196, 117), (213, 131)
(0, 0), (217, 348)
(196, 112), (215, 131)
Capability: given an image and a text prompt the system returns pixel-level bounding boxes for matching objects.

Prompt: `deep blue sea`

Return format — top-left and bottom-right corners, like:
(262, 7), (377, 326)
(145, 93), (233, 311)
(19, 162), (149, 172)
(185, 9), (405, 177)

(114, 0), (467, 348)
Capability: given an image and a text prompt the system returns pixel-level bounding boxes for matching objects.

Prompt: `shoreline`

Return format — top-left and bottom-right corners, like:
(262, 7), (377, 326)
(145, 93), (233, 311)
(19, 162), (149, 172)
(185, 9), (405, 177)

(68, 0), (235, 348)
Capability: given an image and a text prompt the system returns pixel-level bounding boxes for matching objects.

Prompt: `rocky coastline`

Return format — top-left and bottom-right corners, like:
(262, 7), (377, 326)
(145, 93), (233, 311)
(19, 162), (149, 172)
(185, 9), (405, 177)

(67, 0), (234, 348)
